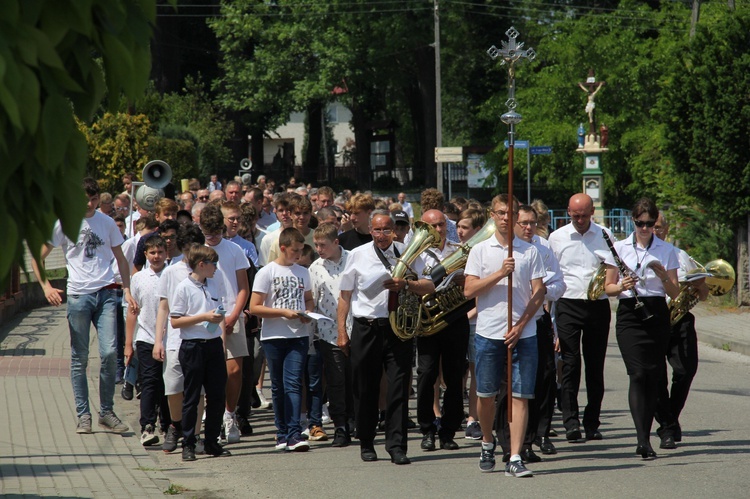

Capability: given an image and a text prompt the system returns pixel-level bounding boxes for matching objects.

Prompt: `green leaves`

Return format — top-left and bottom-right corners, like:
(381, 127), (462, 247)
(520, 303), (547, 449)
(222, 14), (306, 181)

(0, 0), (170, 290)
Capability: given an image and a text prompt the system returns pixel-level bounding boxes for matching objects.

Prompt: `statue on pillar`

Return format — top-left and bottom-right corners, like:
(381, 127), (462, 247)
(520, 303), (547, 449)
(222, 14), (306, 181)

(578, 69), (606, 136)
(600, 123), (609, 148)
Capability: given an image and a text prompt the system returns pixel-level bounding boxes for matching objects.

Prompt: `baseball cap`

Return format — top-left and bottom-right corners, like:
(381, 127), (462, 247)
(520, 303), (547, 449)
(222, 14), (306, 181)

(392, 210), (410, 225)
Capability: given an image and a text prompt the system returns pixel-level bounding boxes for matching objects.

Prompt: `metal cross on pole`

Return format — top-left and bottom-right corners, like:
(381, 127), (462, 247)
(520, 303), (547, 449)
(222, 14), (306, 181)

(488, 26), (535, 423)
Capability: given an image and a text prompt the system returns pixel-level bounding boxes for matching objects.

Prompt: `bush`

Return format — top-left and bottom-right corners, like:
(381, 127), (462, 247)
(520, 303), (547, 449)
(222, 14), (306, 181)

(372, 174), (401, 190)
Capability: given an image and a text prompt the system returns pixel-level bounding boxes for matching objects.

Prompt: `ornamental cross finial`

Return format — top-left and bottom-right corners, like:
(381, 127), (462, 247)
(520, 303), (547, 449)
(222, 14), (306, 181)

(487, 27), (535, 124)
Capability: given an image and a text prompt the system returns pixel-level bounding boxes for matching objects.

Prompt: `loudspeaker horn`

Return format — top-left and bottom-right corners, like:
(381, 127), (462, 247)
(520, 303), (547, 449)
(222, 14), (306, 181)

(240, 158), (252, 171)
(135, 185), (164, 212)
(142, 160), (172, 189)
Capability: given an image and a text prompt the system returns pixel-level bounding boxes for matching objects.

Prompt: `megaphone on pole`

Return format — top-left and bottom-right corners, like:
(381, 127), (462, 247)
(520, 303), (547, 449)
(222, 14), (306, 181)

(142, 160), (172, 189)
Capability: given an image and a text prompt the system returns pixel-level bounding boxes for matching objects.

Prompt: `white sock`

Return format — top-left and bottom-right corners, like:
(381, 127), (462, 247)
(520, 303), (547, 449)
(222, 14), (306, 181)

(510, 454), (522, 462)
(224, 410), (234, 419)
(482, 440), (494, 450)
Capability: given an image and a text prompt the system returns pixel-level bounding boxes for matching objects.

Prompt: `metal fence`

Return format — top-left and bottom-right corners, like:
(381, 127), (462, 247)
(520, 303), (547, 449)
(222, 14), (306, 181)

(550, 208), (634, 238)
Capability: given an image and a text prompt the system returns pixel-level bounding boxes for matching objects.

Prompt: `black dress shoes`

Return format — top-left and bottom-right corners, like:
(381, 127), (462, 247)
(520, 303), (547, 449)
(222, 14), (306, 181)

(389, 449), (411, 465)
(204, 442), (231, 457)
(538, 437), (557, 455)
(439, 438), (459, 450)
(521, 448), (542, 463)
(566, 427), (583, 442)
(636, 445), (657, 460)
(585, 429), (603, 441)
(421, 432), (436, 451)
(659, 435), (676, 449)
(361, 446), (378, 462)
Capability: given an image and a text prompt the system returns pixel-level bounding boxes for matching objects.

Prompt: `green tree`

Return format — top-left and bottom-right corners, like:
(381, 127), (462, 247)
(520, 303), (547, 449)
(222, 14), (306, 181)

(0, 0), (169, 288)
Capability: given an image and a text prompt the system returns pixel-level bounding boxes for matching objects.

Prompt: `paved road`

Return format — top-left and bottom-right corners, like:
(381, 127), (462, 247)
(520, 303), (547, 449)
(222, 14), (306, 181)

(1, 304), (749, 498)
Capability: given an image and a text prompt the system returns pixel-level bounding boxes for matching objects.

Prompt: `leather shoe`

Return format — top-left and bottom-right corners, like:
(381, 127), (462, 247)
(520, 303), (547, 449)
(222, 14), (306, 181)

(566, 427), (583, 442)
(659, 435), (676, 450)
(421, 432), (436, 451)
(636, 445), (657, 460)
(585, 429), (603, 441)
(204, 442), (231, 457)
(521, 448), (542, 463)
(389, 449), (411, 465)
(439, 438), (459, 450)
(361, 447), (378, 462)
(539, 437), (557, 455)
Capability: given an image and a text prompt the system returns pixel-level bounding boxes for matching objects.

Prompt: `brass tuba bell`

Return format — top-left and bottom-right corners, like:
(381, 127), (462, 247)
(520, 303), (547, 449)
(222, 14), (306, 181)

(669, 258), (736, 325)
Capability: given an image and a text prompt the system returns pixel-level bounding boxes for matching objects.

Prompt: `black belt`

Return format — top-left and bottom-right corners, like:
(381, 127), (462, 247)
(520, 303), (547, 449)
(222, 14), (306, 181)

(355, 317), (390, 327)
(183, 337), (222, 344)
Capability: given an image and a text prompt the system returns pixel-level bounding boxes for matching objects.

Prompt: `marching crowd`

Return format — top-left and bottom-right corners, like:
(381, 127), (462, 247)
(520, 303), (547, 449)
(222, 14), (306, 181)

(32, 172), (706, 477)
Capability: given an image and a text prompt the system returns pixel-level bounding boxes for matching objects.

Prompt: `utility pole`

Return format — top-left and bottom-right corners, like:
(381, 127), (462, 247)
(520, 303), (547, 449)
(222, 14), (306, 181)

(434, 0), (444, 193)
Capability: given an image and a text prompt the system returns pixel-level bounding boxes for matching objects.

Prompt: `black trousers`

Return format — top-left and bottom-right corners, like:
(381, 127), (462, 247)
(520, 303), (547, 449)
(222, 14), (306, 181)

(350, 317), (413, 454)
(616, 297), (670, 445)
(320, 340), (354, 429)
(655, 312), (699, 433)
(136, 341), (170, 431)
(556, 298), (611, 432)
(416, 316), (469, 439)
(179, 337), (227, 447)
(528, 311), (556, 444)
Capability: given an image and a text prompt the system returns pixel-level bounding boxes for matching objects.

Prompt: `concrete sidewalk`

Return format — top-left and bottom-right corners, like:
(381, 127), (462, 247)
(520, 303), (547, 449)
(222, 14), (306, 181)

(1, 302), (748, 497)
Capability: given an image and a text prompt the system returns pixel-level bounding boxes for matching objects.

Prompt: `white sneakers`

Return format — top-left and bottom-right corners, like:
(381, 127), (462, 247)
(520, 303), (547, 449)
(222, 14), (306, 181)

(224, 413), (240, 444)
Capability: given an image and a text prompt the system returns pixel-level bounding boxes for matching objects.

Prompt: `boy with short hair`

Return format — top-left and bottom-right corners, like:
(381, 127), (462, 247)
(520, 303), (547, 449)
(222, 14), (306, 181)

(125, 236), (170, 446)
(170, 245), (231, 461)
(250, 228), (315, 452)
(310, 223), (354, 446)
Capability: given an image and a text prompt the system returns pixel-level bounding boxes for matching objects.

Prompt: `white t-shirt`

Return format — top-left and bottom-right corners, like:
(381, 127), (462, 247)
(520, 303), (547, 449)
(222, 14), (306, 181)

(170, 275), (227, 340)
(253, 262), (312, 340)
(209, 238), (250, 314)
(131, 266), (164, 344)
(464, 235), (546, 341)
(605, 233), (679, 298)
(50, 211), (125, 295)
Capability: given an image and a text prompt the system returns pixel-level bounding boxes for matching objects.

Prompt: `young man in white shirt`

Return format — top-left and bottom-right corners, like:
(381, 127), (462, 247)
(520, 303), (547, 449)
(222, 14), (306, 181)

(464, 194), (546, 477)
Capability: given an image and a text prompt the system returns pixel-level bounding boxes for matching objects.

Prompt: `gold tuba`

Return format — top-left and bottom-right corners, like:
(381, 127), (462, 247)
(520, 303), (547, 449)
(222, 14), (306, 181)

(389, 221), (441, 340)
(417, 219), (497, 337)
(587, 263), (608, 300)
(669, 258), (736, 326)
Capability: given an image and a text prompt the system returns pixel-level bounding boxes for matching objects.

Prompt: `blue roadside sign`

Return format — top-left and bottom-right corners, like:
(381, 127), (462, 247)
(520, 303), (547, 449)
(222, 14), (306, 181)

(503, 140), (529, 149)
(530, 146), (553, 155)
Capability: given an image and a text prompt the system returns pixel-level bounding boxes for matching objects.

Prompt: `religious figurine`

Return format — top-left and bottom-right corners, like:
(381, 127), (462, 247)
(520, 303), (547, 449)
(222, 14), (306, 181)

(600, 123), (609, 147)
(578, 123), (585, 148)
(578, 69), (606, 135)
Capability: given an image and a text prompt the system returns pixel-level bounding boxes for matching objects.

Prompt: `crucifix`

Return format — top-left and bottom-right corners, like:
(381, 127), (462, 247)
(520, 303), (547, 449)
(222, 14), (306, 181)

(578, 69), (606, 135)
(487, 26), (535, 423)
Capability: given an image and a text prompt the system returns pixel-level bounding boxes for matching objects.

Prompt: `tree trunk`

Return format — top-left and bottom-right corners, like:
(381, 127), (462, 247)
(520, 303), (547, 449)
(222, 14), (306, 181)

(413, 45), (437, 188)
(351, 103), (371, 188)
(737, 217), (749, 306)
(304, 102), (323, 186)
(690, 0), (701, 39)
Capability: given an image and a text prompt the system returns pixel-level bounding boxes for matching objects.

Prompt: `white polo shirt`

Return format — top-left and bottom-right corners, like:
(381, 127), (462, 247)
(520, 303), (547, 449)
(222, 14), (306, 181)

(605, 233), (679, 298)
(549, 221), (614, 300)
(340, 241), (405, 319)
(130, 265), (164, 344)
(464, 235), (546, 341)
(170, 275), (227, 340)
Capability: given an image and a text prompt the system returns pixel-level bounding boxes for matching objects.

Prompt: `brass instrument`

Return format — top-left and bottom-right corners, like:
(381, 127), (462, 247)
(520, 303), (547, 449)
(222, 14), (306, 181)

(389, 221), (441, 340)
(418, 219), (497, 337)
(669, 259), (736, 325)
(587, 263), (608, 300)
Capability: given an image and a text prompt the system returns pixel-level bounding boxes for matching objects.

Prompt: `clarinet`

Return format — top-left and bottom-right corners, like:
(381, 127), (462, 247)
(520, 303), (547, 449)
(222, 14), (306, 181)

(602, 230), (653, 321)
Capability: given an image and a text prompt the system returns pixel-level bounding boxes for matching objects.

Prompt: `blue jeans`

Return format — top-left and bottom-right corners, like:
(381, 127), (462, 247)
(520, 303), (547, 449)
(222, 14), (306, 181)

(305, 340), (323, 427)
(66, 289), (118, 417)
(262, 337), (309, 441)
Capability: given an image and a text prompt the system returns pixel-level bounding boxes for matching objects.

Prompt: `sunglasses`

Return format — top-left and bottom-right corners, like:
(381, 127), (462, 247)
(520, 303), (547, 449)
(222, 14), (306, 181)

(198, 196), (209, 201)
(633, 220), (656, 228)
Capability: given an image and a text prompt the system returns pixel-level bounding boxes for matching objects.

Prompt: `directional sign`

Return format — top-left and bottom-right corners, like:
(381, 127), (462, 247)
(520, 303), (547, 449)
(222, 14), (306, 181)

(530, 146), (553, 155)
(503, 140), (529, 149)
(435, 147), (463, 162)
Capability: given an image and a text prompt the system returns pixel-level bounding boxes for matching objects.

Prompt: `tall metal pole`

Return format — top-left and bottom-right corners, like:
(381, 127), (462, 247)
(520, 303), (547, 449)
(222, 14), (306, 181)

(488, 27), (535, 424)
(527, 146), (531, 204)
(434, 0), (443, 193)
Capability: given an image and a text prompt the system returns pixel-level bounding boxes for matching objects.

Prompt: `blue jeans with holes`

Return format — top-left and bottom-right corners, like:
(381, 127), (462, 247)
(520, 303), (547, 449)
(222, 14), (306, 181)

(262, 337), (309, 441)
(66, 289), (118, 417)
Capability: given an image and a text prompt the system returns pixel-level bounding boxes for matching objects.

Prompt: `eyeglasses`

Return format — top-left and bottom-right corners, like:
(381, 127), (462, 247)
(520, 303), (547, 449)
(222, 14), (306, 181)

(491, 209), (516, 217)
(633, 220), (656, 228)
(517, 221), (537, 227)
(372, 228), (393, 235)
(198, 196), (209, 201)
(201, 259), (218, 266)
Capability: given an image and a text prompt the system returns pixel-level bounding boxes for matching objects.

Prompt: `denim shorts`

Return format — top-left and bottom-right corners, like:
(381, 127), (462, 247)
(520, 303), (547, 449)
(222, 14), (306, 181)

(467, 324), (477, 364)
(474, 334), (538, 399)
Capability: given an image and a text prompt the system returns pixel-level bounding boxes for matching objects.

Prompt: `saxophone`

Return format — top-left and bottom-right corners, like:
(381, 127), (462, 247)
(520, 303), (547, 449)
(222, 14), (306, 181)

(587, 263), (608, 300)
(669, 258), (735, 325)
(417, 219), (497, 337)
(389, 221), (441, 341)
